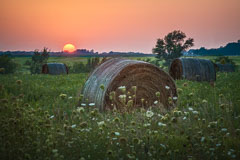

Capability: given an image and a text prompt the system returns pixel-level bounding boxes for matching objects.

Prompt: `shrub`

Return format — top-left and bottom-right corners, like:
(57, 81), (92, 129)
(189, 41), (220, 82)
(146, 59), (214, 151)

(214, 56), (236, 66)
(30, 47), (49, 74)
(70, 57), (100, 73)
(0, 55), (18, 74)
(70, 62), (89, 73)
(24, 60), (31, 66)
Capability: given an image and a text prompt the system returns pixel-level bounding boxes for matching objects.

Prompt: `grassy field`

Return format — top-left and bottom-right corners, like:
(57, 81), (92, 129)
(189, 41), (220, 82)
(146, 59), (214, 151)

(0, 56), (240, 159)
(13, 56), (240, 74)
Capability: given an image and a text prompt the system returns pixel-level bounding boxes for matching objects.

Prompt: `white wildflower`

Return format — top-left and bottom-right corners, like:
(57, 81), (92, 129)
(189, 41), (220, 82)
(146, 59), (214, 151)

(143, 123), (151, 127)
(81, 103), (86, 106)
(192, 111), (199, 115)
(52, 149), (58, 153)
(77, 107), (85, 113)
(114, 132), (120, 136)
(118, 86), (126, 90)
(172, 96), (178, 100)
(165, 86), (170, 90)
(119, 95), (126, 99)
(216, 144), (221, 147)
(221, 128), (227, 132)
(88, 103), (95, 106)
(50, 115), (54, 119)
(71, 124), (76, 128)
(146, 111), (154, 118)
(160, 144), (166, 149)
(97, 121), (105, 127)
(118, 86), (126, 92)
(154, 100), (158, 104)
(188, 107), (193, 111)
(158, 122), (167, 127)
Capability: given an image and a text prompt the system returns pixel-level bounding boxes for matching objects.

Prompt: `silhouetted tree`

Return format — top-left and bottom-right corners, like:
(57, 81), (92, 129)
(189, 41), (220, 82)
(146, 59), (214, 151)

(153, 30), (194, 66)
(30, 47), (50, 74)
(0, 55), (18, 74)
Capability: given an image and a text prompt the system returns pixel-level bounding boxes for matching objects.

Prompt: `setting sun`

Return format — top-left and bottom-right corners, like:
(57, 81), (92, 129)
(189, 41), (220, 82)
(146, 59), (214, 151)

(63, 44), (76, 53)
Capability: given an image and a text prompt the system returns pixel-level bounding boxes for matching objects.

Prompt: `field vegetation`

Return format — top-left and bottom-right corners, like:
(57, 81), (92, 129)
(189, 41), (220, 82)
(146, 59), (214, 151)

(0, 56), (240, 159)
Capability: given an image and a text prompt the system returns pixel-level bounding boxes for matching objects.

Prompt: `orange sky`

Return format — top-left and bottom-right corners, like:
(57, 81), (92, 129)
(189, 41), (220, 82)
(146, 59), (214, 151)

(1, 0), (240, 53)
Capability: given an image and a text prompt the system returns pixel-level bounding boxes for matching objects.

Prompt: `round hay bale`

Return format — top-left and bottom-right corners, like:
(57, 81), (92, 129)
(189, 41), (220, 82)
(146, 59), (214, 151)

(82, 58), (177, 111)
(42, 63), (68, 75)
(214, 63), (235, 72)
(169, 58), (216, 82)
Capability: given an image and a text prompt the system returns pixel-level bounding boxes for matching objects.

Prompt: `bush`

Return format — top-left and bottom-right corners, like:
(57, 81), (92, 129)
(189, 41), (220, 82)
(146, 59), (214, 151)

(24, 60), (31, 66)
(70, 57), (101, 73)
(70, 62), (90, 73)
(214, 56), (236, 66)
(30, 48), (49, 74)
(0, 55), (18, 74)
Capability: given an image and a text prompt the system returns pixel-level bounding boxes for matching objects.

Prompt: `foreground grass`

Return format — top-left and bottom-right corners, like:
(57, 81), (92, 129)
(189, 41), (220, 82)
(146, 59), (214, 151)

(1, 70), (240, 159)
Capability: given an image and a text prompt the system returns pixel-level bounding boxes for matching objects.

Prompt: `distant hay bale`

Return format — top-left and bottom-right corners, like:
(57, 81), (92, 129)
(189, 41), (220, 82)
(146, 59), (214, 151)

(214, 63), (235, 72)
(82, 58), (177, 111)
(169, 58), (216, 82)
(42, 63), (68, 75)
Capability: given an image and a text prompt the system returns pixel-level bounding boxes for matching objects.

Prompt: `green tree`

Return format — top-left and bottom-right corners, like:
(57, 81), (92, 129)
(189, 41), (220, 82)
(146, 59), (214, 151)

(214, 56), (236, 66)
(30, 47), (50, 74)
(0, 55), (18, 74)
(152, 30), (194, 67)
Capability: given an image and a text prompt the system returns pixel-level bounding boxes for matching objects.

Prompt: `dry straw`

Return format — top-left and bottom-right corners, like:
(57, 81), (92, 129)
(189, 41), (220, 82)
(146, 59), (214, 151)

(82, 58), (177, 111)
(169, 58), (216, 82)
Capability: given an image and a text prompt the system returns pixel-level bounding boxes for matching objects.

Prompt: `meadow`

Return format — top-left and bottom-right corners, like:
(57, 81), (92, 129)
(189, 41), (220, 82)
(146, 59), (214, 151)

(0, 56), (240, 159)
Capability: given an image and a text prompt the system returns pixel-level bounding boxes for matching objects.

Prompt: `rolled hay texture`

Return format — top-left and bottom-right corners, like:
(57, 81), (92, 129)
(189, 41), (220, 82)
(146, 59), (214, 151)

(169, 58), (216, 82)
(82, 58), (177, 111)
(42, 63), (68, 75)
(214, 63), (235, 72)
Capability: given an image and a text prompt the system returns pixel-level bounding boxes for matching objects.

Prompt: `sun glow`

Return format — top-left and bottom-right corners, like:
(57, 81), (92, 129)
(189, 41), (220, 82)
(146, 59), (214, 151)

(63, 44), (76, 53)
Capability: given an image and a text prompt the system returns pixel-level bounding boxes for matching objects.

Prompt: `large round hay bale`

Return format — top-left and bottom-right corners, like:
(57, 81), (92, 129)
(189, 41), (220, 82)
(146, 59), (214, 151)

(82, 58), (177, 111)
(214, 63), (235, 72)
(42, 63), (68, 75)
(169, 58), (216, 82)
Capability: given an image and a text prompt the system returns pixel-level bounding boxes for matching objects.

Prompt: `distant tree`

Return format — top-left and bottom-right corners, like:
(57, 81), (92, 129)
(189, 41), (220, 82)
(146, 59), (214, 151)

(152, 30), (194, 67)
(0, 55), (18, 74)
(30, 47), (50, 74)
(214, 56), (236, 66)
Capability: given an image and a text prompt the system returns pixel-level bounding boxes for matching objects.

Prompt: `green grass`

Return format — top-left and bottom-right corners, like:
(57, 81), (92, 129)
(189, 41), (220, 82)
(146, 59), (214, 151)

(12, 57), (89, 74)
(0, 73), (87, 112)
(0, 56), (240, 159)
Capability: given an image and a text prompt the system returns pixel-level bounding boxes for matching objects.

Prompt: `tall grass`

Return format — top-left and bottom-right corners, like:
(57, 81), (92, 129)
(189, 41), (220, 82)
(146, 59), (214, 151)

(0, 58), (240, 159)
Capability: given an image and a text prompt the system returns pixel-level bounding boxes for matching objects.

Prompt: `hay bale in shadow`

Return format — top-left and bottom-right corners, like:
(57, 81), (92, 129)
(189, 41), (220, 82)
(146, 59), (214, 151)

(42, 63), (68, 75)
(169, 58), (216, 82)
(214, 63), (235, 72)
(82, 58), (177, 111)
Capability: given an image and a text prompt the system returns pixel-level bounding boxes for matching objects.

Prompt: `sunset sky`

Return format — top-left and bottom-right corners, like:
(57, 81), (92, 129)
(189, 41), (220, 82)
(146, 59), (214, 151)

(1, 0), (240, 53)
